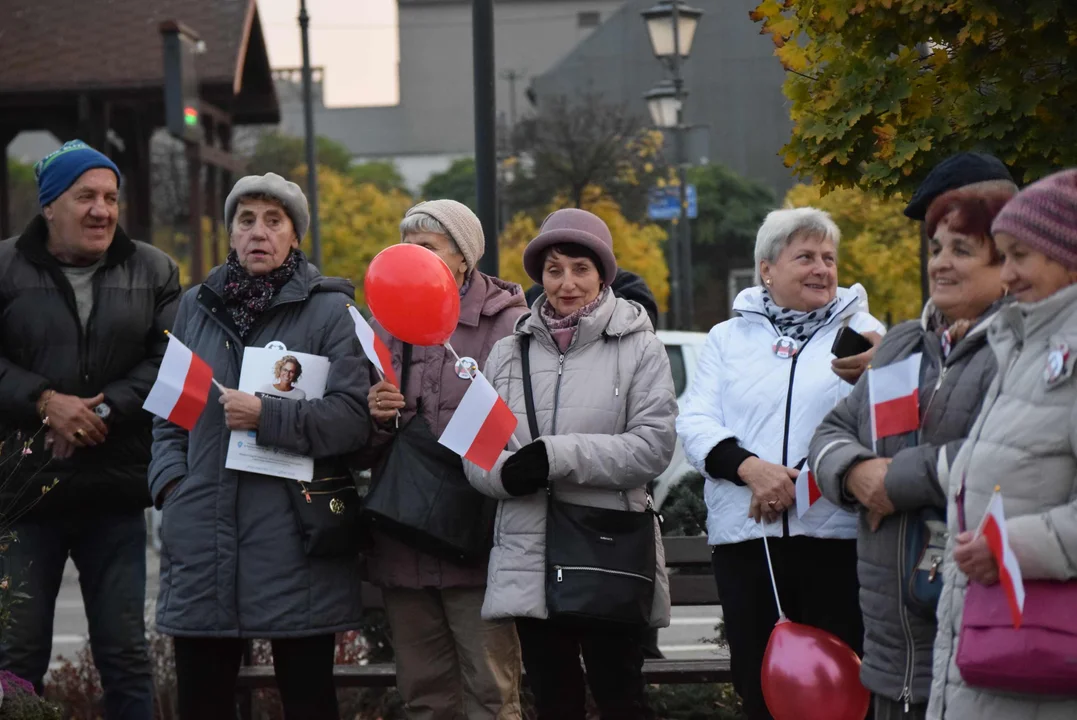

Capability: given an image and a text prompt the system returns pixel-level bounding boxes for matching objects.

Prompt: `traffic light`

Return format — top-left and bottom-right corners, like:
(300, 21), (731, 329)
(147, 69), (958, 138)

(161, 22), (202, 144)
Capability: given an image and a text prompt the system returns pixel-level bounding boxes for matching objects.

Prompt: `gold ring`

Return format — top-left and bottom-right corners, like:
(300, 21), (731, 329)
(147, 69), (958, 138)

(74, 428), (85, 439)
(767, 499), (778, 507)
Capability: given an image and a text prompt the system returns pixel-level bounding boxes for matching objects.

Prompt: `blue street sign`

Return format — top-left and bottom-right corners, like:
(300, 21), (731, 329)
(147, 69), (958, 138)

(647, 185), (698, 221)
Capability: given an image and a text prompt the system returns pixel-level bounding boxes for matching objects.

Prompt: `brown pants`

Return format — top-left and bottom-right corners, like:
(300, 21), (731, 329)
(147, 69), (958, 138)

(383, 587), (522, 720)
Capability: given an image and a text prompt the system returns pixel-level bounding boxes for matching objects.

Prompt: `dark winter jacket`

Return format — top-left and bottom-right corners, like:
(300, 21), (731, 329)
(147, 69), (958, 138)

(0, 215), (181, 519)
(525, 268), (659, 328)
(149, 257), (371, 637)
(362, 272), (529, 589)
(809, 300), (1004, 704)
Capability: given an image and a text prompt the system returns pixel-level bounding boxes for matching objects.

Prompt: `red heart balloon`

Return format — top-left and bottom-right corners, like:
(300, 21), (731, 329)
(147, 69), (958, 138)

(762, 618), (870, 720)
(364, 244), (461, 346)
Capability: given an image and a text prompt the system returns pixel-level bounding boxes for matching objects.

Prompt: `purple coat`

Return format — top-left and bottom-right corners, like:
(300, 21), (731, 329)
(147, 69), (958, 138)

(364, 272), (529, 588)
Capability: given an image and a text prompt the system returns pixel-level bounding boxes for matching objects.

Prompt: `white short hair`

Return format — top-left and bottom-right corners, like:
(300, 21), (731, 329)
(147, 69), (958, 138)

(398, 212), (461, 254)
(754, 207), (841, 284)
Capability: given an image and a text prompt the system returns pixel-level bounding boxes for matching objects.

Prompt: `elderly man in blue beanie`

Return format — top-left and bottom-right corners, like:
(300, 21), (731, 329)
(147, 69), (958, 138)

(0, 140), (181, 719)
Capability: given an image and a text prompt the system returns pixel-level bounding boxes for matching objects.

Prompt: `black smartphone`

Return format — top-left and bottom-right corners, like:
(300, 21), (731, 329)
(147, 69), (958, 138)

(831, 326), (873, 358)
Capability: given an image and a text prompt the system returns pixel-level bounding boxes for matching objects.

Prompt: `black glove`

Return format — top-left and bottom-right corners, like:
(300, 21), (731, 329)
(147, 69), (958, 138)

(501, 440), (550, 497)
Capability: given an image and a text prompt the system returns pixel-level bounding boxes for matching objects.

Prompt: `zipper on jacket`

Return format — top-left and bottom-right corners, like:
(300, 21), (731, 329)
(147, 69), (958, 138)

(779, 339), (809, 537)
(554, 565), (653, 584)
(551, 354), (565, 434)
(896, 512), (916, 711)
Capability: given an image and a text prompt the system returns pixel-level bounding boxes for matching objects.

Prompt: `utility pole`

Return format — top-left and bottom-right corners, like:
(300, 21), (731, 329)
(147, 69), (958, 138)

(299, 0), (322, 269)
(474, 0), (499, 276)
(670, 1), (694, 330)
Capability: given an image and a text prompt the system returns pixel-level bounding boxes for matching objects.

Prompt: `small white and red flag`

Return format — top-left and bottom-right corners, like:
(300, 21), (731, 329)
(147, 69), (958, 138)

(868, 353), (922, 443)
(796, 464), (823, 517)
(980, 489), (1026, 628)
(142, 334), (214, 431)
(438, 371), (517, 471)
(348, 306), (399, 387)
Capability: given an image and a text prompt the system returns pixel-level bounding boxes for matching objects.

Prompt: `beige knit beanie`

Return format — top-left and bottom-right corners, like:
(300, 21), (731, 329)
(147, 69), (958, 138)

(403, 199), (485, 272)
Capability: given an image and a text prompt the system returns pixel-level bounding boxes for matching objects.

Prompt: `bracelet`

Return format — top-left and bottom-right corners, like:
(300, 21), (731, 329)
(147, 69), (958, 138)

(37, 389), (56, 421)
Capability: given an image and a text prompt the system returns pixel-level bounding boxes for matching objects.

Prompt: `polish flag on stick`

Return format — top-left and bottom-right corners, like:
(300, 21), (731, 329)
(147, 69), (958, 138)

(142, 333), (215, 431)
(796, 464), (823, 517)
(978, 488), (1026, 628)
(868, 353), (922, 448)
(348, 305), (398, 387)
(438, 369), (518, 471)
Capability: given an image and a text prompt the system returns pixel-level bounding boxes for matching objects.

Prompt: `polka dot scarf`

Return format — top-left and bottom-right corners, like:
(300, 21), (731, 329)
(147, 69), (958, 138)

(760, 289), (840, 344)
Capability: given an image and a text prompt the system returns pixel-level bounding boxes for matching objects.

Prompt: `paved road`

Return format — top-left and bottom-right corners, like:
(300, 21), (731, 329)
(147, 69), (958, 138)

(50, 543), (726, 670)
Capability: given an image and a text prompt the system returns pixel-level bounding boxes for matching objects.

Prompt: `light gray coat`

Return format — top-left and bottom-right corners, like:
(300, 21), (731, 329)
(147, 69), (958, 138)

(929, 284), (1077, 719)
(465, 291), (677, 627)
(150, 259), (371, 637)
(810, 302), (1002, 705)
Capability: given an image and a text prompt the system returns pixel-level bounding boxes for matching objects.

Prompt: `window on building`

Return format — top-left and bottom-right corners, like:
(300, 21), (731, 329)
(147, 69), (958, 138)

(578, 11), (601, 28)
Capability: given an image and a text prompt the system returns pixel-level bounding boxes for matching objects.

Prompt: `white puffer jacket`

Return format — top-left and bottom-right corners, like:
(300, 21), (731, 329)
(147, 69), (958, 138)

(677, 284), (885, 546)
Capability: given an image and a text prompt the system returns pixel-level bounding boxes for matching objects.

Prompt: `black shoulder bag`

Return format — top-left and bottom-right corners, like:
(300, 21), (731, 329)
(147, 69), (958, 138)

(362, 344), (497, 565)
(519, 334), (656, 627)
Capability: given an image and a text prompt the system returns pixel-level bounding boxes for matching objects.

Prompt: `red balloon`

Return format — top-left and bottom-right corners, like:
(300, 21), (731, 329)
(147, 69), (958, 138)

(762, 618), (870, 720)
(364, 244), (461, 346)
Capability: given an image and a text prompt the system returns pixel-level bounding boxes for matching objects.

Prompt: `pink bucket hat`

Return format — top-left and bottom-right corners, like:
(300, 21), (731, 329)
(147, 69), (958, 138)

(522, 208), (618, 285)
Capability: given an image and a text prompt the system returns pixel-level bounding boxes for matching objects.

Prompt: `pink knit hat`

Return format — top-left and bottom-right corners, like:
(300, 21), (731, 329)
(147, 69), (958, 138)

(992, 169), (1077, 270)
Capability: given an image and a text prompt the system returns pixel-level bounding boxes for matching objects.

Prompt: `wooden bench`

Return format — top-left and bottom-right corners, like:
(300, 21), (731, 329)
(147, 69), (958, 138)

(235, 535), (728, 706)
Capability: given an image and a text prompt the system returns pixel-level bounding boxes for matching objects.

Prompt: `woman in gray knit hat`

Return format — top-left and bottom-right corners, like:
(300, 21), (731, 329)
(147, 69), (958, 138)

(360, 199), (528, 719)
(150, 173), (371, 719)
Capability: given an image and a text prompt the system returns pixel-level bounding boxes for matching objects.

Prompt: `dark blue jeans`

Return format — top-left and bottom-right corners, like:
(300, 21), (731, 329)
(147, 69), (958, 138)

(0, 510), (153, 719)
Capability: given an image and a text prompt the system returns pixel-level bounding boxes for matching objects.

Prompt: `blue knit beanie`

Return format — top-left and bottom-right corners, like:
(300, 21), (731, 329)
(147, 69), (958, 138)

(34, 140), (121, 208)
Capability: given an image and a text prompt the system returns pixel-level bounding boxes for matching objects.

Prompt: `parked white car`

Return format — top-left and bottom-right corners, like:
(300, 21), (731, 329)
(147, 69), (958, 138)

(653, 330), (708, 509)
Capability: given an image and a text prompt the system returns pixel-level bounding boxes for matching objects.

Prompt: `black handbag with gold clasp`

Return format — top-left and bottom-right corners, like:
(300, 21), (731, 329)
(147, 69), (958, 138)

(285, 474), (363, 557)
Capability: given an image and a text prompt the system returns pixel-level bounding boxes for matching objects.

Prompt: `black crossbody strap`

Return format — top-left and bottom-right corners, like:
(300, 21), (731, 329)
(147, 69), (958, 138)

(400, 343), (413, 398)
(519, 335), (540, 441)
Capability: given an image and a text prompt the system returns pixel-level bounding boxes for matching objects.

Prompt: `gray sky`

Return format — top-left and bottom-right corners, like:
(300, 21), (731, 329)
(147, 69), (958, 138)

(259, 0), (398, 107)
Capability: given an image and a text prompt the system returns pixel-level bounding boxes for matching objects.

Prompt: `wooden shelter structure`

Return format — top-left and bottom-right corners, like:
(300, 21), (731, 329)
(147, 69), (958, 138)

(0, 0), (280, 267)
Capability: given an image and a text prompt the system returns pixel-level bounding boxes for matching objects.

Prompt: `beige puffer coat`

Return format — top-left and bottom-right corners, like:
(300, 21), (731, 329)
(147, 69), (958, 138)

(929, 283), (1077, 720)
(465, 290), (677, 627)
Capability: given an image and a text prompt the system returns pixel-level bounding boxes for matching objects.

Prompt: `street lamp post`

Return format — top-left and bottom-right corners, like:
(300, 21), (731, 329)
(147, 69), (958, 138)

(642, 0), (702, 330)
(299, 0), (322, 269)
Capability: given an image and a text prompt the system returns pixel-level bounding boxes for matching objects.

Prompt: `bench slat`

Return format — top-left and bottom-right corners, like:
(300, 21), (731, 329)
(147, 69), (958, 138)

(668, 574), (720, 606)
(235, 657), (731, 689)
(661, 535), (711, 565)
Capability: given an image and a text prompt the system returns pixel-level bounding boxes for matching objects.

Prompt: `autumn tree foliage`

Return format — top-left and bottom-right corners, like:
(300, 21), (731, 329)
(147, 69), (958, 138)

(785, 183), (921, 324)
(751, 1), (1077, 194)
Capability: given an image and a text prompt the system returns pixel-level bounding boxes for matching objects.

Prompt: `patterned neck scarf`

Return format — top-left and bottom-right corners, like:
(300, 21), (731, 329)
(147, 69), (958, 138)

(760, 288), (841, 344)
(541, 288), (608, 330)
(222, 250), (300, 340)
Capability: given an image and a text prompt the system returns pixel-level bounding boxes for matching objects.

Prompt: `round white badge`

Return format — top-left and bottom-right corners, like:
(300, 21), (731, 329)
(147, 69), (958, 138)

(265, 341), (287, 352)
(455, 356), (479, 379)
(773, 336), (799, 360)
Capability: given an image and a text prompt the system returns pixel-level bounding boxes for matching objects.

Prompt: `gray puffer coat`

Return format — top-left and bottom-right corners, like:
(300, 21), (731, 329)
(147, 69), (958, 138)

(810, 300), (1003, 705)
(465, 291), (676, 627)
(929, 284), (1077, 720)
(150, 257), (371, 637)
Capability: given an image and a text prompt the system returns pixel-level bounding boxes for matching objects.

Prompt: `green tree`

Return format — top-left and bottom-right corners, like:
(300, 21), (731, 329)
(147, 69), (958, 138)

(750, 1), (1077, 194)
(350, 160), (408, 194)
(420, 157), (477, 210)
(246, 131), (354, 178)
(5, 157), (39, 235)
(688, 163), (777, 328)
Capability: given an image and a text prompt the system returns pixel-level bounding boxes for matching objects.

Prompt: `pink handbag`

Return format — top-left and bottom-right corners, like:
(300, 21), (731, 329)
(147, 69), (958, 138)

(955, 482), (1077, 696)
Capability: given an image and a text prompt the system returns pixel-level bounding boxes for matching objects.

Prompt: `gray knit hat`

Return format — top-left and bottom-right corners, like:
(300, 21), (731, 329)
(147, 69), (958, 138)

(403, 200), (485, 272)
(225, 172), (310, 239)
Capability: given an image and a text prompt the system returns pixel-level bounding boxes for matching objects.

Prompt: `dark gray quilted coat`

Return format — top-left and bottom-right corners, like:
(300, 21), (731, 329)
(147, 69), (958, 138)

(149, 257), (371, 637)
(809, 301), (1003, 704)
